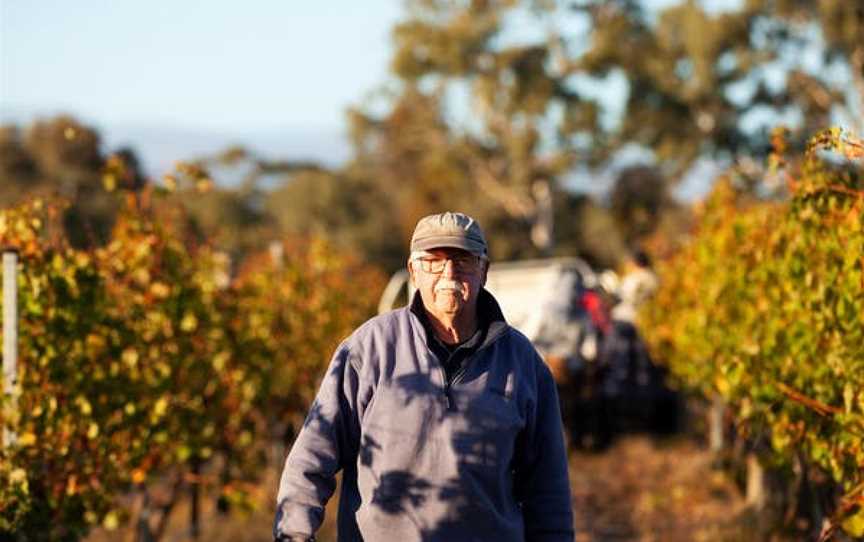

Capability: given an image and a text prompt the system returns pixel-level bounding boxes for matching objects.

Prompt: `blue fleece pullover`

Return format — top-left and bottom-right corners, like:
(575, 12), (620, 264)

(274, 290), (574, 541)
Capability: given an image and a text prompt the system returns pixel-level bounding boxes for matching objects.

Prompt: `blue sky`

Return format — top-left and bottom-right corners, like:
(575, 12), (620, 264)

(1, 0), (742, 198)
(1, 1), (404, 171)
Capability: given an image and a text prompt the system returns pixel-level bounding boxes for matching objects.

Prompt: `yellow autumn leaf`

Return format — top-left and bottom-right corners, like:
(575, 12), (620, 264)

(153, 397), (169, 418)
(842, 509), (864, 538)
(842, 383), (854, 414)
(122, 348), (139, 369)
(9, 468), (28, 494)
(102, 511), (119, 530)
(132, 267), (151, 286)
(66, 475), (78, 496)
(211, 351), (230, 371)
(9, 468), (27, 484)
(180, 313), (198, 332)
(150, 281), (171, 299)
(76, 396), (92, 416)
(102, 174), (117, 192)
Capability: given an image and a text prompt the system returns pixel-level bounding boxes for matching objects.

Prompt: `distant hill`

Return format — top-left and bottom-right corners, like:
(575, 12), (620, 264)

(101, 124), (353, 183)
(0, 109), (351, 187)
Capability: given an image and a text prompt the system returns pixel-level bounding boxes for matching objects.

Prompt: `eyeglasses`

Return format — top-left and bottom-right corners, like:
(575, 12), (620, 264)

(414, 255), (481, 274)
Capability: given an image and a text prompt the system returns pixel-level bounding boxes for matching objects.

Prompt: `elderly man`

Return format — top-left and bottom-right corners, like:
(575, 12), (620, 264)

(274, 212), (573, 542)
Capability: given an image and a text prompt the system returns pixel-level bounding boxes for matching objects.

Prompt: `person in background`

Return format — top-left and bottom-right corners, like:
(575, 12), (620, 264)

(600, 250), (677, 436)
(577, 285), (612, 363)
(564, 280), (615, 450)
(610, 251), (658, 325)
(274, 211), (574, 542)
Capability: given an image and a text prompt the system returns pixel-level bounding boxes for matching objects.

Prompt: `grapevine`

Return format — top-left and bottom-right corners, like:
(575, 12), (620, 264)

(0, 186), (383, 538)
(642, 128), (864, 537)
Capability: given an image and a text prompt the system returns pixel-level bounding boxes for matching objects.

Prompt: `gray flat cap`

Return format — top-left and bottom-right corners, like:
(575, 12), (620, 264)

(410, 211), (488, 257)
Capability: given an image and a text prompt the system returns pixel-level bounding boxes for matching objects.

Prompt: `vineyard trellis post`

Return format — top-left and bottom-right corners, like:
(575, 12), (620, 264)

(709, 394), (726, 453)
(2, 248), (19, 448)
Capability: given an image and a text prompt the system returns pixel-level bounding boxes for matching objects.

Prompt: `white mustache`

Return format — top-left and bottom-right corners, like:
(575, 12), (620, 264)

(435, 280), (464, 293)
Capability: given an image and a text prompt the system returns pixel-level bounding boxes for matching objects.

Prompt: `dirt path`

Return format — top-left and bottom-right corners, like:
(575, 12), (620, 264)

(87, 435), (751, 541)
(570, 434), (750, 542)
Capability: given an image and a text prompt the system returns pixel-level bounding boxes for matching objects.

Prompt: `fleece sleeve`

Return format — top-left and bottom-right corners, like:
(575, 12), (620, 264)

(273, 343), (363, 541)
(515, 356), (575, 542)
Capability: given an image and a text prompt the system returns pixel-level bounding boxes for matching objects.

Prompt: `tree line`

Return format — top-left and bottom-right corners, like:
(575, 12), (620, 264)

(5, 1), (861, 271)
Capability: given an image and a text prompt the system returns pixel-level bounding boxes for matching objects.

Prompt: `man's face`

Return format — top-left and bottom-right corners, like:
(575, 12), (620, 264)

(408, 247), (487, 318)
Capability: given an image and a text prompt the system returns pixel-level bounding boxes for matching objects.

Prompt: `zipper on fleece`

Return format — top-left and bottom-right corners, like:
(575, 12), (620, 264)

(442, 324), (510, 411)
(443, 343), (490, 411)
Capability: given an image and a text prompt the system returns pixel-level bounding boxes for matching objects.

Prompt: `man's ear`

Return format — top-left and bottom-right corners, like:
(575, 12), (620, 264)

(480, 259), (489, 286)
(407, 259), (416, 287)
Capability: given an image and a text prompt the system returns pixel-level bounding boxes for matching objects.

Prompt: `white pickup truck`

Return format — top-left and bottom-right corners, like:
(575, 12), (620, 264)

(377, 257), (599, 380)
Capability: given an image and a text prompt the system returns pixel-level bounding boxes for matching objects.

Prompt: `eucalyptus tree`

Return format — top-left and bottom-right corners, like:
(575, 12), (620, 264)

(351, 0), (862, 255)
(351, 0), (597, 255)
(576, 0), (861, 173)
